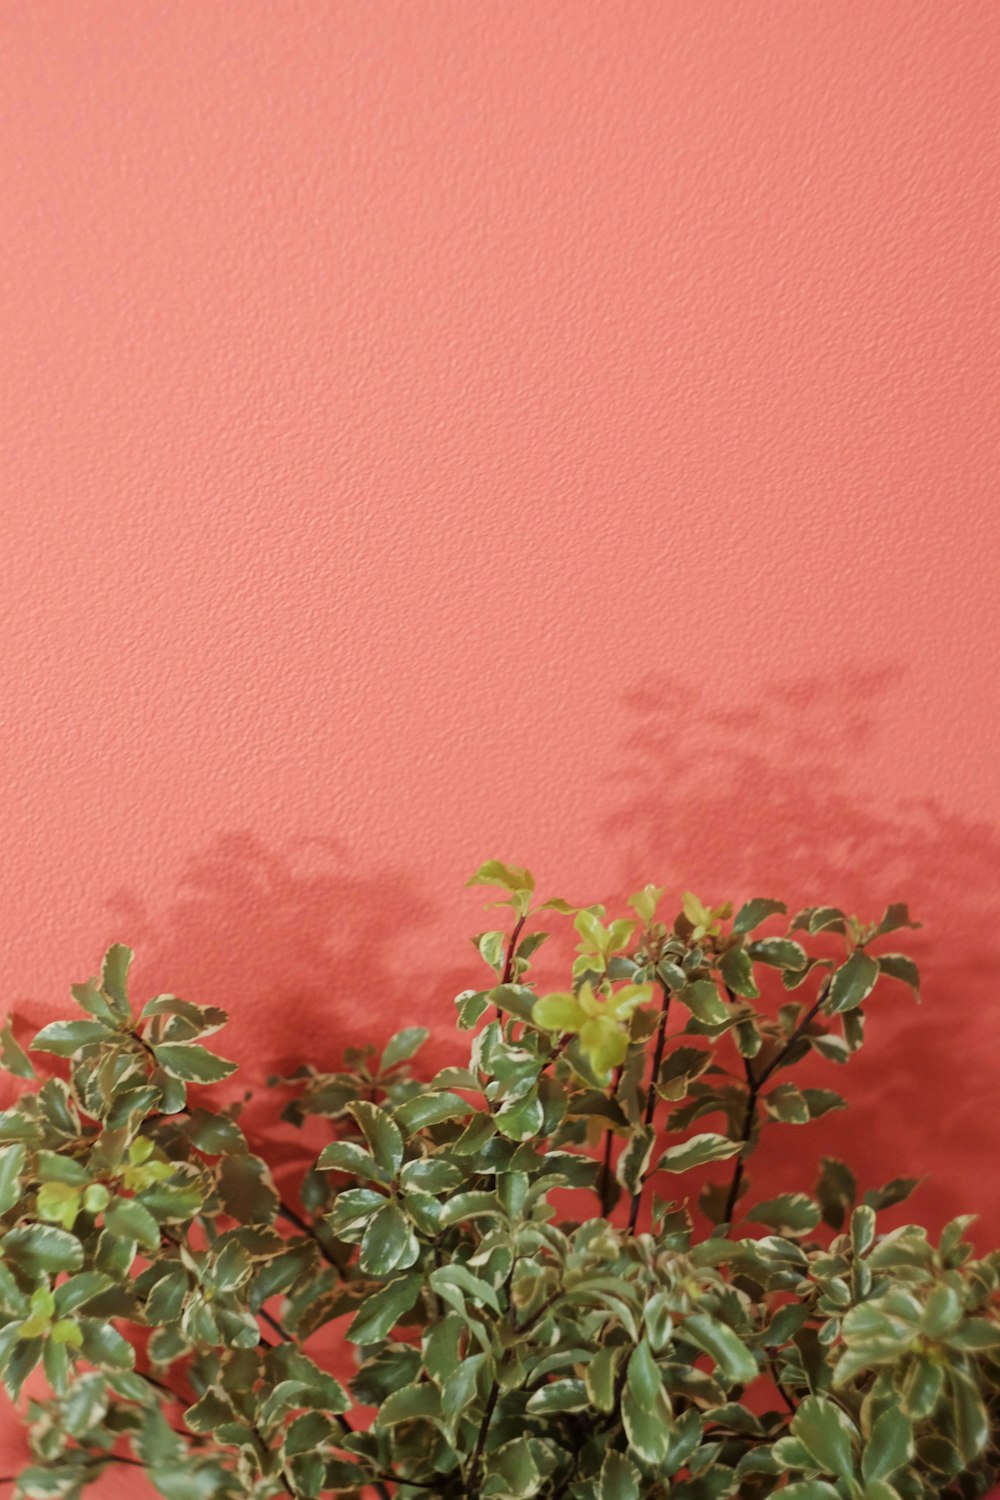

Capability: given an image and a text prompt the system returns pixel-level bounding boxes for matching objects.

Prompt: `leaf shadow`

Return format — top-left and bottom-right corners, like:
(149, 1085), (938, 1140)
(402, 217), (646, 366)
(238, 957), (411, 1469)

(602, 663), (1000, 1243)
(103, 831), (471, 1161)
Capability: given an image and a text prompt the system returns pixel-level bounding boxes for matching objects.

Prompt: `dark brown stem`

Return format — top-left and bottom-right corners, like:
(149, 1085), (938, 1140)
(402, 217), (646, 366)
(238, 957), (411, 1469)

(627, 981), (672, 1233)
(494, 910), (528, 1018)
(466, 1380), (501, 1495)
(598, 1065), (623, 1218)
(514, 1288), (564, 1335)
(259, 1307), (294, 1342)
(767, 1352), (799, 1417)
(332, 1413), (390, 1500)
(721, 980), (830, 1231)
(278, 1199), (345, 1277)
(721, 1061), (757, 1228)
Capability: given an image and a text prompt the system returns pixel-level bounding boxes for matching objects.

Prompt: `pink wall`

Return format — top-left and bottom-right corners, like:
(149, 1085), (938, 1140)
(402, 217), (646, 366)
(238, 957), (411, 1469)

(2, 2), (999, 1488)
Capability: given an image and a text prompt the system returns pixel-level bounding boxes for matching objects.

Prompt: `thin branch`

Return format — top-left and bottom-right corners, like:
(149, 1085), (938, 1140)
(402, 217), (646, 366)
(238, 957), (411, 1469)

(278, 1199), (345, 1277)
(465, 1380), (501, 1495)
(767, 1352), (799, 1417)
(494, 910), (528, 1018)
(598, 1064), (623, 1217)
(259, 1307), (294, 1343)
(721, 980), (830, 1230)
(627, 980), (672, 1233)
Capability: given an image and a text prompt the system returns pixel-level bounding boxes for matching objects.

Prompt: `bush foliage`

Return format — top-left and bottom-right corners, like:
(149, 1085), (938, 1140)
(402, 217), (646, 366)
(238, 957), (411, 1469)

(0, 862), (997, 1498)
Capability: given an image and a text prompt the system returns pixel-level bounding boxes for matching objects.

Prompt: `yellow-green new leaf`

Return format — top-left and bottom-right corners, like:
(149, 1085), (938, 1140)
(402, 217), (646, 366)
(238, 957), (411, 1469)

(532, 992), (586, 1032)
(466, 861), (535, 894)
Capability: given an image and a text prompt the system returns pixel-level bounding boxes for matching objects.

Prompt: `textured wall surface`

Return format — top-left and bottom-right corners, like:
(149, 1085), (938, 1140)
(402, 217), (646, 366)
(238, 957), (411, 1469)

(2, 1), (999, 1486)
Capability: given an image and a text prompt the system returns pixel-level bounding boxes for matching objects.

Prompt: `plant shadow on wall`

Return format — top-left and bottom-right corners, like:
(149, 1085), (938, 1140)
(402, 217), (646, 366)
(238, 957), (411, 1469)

(106, 832), (453, 1075)
(102, 834), (468, 1191)
(603, 663), (1000, 1246)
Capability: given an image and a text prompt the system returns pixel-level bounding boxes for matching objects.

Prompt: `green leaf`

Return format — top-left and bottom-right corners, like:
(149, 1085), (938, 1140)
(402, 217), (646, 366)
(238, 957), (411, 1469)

(658, 1133), (742, 1174)
(138, 1177), (205, 1223)
(748, 937), (808, 971)
(105, 1196), (161, 1252)
(621, 1384), (672, 1464)
(399, 1158), (462, 1194)
(733, 898), (787, 934)
(870, 904), (920, 938)
(482, 1436), (541, 1497)
(849, 1204), (876, 1256)
(3, 1336), (41, 1399)
(477, 931), (506, 970)
(949, 1369), (990, 1464)
(54, 1271), (113, 1317)
(1, 1223), (84, 1276)
(379, 1027), (429, 1073)
(422, 1313), (465, 1382)
(861, 1406), (913, 1483)
(876, 954), (921, 1001)
(70, 978), (119, 1023)
(599, 1450), (641, 1500)
(948, 1317), (1000, 1351)
(316, 1140), (387, 1183)
(100, 945), (135, 1020)
(140, 995), (228, 1036)
(862, 1177), (920, 1213)
(801, 1088), (847, 1119)
(360, 1201), (413, 1276)
(0, 1019), (34, 1079)
(826, 949), (879, 1015)
(429, 1263), (501, 1314)
(792, 1395), (858, 1485)
(677, 980), (729, 1025)
(719, 946), (759, 998)
(779, 1486), (842, 1500)
(347, 1100), (404, 1177)
(377, 1380), (442, 1425)
(151, 1042), (237, 1083)
(817, 1156), (856, 1231)
(31, 1019), (112, 1057)
(217, 1152), (279, 1224)
(617, 1124), (655, 1195)
(345, 1274), (422, 1343)
(0, 1143), (26, 1214)
(626, 1338), (662, 1412)
(526, 1378), (589, 1413)
(455, 988), (491, 1030)
(762, 1082), (811, 1124)
(437, 1191), (500, 1227)
(792, 906), (847, 935)
(923, 1278), (959, 1338)
(79, 1318), (135, 1370)
(746, 1193), (821, 1235)
(394, 1091), (473, 1132)
(681, 1313), (758, 1385)
(586, 1344), (625, 1411)
(900, 1358), (944, 1419)
(442, 1350), (485, 1421)
(489, 984), (539, 1023)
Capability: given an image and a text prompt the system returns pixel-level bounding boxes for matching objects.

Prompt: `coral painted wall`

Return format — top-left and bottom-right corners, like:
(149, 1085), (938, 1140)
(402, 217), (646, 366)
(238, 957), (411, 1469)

(2, 1), (999, 1488)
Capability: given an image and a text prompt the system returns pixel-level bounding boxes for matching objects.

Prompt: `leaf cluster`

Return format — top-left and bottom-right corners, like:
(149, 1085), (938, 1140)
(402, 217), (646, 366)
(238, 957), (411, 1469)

(0, 867), (995, 1499)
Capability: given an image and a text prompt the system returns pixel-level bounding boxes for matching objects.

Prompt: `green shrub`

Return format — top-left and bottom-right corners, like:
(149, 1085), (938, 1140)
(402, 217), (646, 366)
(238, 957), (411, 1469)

(0, 861), (996, 1497)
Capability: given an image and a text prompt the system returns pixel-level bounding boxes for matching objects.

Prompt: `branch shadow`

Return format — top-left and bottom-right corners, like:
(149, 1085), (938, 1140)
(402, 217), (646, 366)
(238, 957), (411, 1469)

(602, 663), (1000, 1244)
(103, 831), (473, 1177)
